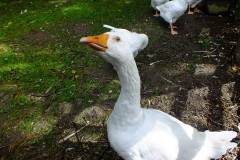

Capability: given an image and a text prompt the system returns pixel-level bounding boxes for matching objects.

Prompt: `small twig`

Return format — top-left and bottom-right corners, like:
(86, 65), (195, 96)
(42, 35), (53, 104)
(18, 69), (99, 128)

(194, 49), (217, 55)
(212, 42), (220, 46)
(209, 48), (217, 54)
(158, 75), (188, 91)
(203, 55), (217, 58)
(159, 75), (177, 86)
(149, 60), (163, 66)
(58, 125), (88, 144)
(228, 41), (237, 45)
(30, 85), (54, 98)
(82, 140), (108, 144)
(143, 90), (153, 94)
(193, 51), (209, 53)
(45, 85), (53, 94)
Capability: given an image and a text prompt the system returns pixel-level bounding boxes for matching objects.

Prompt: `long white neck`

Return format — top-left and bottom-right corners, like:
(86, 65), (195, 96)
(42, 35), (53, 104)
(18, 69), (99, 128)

(110, 58), (143, 126)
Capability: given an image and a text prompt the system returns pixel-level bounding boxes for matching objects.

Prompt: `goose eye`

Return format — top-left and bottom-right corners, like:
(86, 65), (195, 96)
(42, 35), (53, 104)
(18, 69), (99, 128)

(114, 36), (121, 42)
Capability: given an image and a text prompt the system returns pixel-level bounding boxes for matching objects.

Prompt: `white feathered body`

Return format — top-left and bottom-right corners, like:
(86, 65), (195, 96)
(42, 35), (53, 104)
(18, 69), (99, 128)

(108, 109), (237, 160)
(187, 0), (202, 8)
(151, 0), (169, 10)
(156, 0), (188, 24)
(82, 26), (238, 160)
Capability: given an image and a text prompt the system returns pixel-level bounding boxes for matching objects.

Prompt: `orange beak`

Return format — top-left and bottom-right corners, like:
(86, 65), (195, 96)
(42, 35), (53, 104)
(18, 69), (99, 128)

(80, 34), (109, 52)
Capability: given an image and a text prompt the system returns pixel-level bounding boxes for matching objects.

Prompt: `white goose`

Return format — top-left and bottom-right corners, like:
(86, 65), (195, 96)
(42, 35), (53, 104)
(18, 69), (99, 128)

(156, 0), (188, 35)
(80, 25), (237, 160)
(151, 0), (169, 17)
(186, 0), (202, 14)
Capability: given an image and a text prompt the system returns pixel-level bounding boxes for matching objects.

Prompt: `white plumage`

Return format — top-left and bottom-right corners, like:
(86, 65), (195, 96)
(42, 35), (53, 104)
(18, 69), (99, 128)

(80, 25), (237, 160)
(187, 0), (202, 8)
(156, 0), (188, 35)
(151, 0), (169, 16)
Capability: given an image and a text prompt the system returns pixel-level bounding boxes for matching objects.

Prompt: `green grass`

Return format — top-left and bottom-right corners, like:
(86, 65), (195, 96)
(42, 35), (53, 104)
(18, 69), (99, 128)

(0, 0), (150, 41)
(0, 0), (150, 149)
(0, 94), (44, 134)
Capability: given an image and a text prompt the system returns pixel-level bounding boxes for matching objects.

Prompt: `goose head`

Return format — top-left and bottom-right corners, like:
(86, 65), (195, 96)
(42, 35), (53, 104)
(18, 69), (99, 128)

(80, 25), (148, 65)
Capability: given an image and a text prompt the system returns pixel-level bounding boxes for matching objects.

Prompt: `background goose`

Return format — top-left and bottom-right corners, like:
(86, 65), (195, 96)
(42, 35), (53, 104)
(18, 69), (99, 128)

(187, 0), (202, 14)
(151, 0), (170, 16)
(80, 25), (237, 160)
(156, 0), (188, 35)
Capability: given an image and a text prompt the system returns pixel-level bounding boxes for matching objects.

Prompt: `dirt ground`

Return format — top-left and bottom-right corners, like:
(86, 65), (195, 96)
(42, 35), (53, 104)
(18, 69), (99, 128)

(1, 12), (240, 160)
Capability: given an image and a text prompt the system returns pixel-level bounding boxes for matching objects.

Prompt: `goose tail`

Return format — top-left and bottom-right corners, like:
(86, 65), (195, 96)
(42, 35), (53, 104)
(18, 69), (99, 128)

(205, 130), (238, 159)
